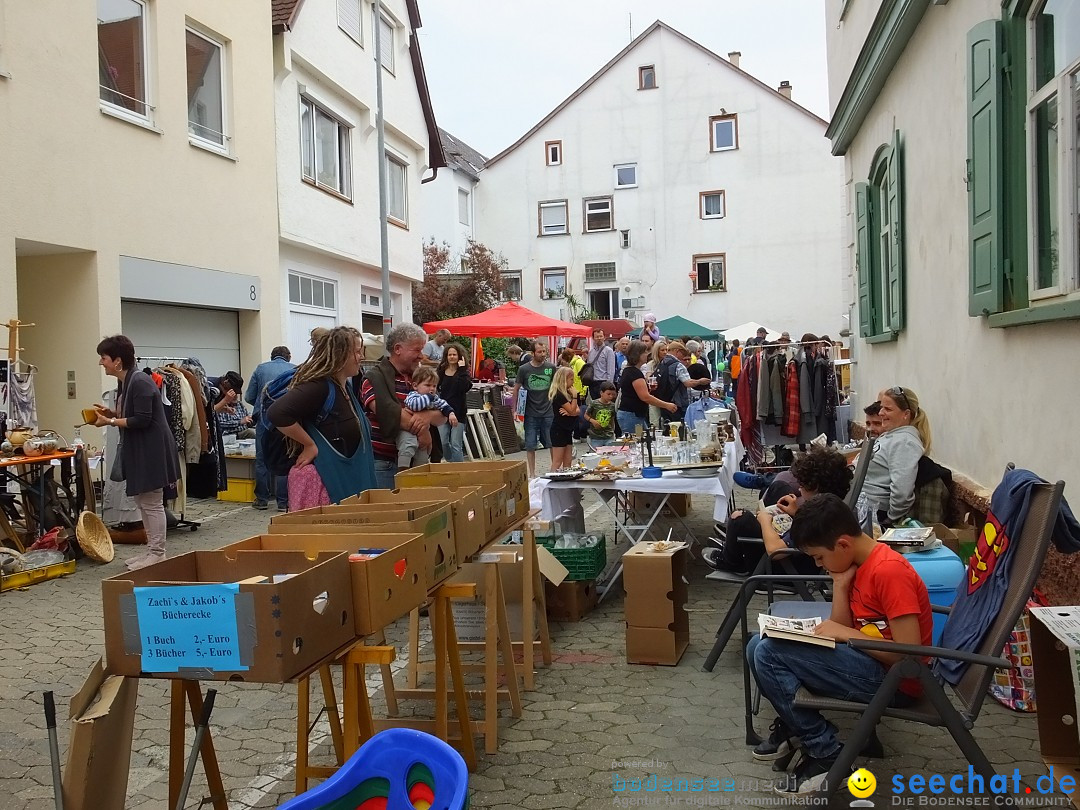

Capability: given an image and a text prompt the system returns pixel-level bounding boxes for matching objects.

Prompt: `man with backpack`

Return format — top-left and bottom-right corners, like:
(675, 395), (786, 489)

(655, 341), (712, 427)
(245, 346), (294, 510)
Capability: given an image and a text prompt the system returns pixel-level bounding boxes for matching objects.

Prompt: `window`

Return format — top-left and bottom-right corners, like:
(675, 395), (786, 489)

(538, 200), (568, 235)
(501, 272), (522, 301)
(855, 132), (905, 338)
(710, 114), (739, 152)
(700, 190), (726, 219)
(289, 272), (337, 310)
(386, 153), (407, 225)
(98, 0), (150, 120)
(185, 27), (227, 150)
(300, 97), (351, 198)
(541, 268), (566, 298)
(584, 262), (617, 283)
(337, 0), (362, 44)
(545, 140), (562, 166)
(692, 254), (726, 292)
(372, 9), (394, 71)
(614, 163), (637, 189)
(639, 65), (657, 90)
(458, 188), (470, 225)
(583, 196), (613, 232)
(620, 229), (631, 249)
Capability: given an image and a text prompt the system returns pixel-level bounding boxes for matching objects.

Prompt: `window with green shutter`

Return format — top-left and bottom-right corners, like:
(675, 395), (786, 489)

(854, 133), (906, 340)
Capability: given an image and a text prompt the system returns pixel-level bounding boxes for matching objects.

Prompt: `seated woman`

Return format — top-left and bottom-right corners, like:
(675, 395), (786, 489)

(213, 371), (255, 439)
(476, 356), (505, 382)
(703, 446), (863, 576)
(862, 386), (931, 528)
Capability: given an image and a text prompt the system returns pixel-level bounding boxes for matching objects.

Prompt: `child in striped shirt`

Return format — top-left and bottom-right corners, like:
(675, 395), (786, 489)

(399, 366), (457, 468)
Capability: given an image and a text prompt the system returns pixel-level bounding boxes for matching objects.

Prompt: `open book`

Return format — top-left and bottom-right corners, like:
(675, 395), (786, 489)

(880, 526), (936, 549)
(758, 614), (836, 648)
(757, 499), (793, 536)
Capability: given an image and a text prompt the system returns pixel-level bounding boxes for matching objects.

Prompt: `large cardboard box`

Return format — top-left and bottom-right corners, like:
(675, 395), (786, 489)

(395, 460), (529, 532)
(343, 486), (486, 559)
(270, 501), (444, 526)
(630, 492), (690, 518)
(544, 579), (599, 622)
(623, 543), (690, 666)
(221, 533), (426, 636)
(269, 505), (458, 586)
(1031, 606), (1080, 809)
(625, 617), (690, 666)
(102, 550), (353, 682)
(63, 658), (138, 810)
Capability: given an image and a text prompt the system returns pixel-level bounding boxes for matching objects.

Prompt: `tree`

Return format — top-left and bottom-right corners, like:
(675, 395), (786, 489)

(412, 239), (508, 325)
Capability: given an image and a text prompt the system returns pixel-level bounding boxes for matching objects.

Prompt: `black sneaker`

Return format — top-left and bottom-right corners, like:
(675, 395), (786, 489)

(753, 719), (798, 761)
(702, 548), (748, 576)
(251, 500), (268, 511)
(774, 751), (839, 795)
(754, 583), (798, 596)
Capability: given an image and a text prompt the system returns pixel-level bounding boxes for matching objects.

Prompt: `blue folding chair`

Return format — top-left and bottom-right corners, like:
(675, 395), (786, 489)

(279, 728), (469, 809)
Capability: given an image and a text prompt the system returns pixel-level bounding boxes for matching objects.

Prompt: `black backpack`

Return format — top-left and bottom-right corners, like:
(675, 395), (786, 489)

(258, 371), (336, 476)
(655, 359), (678, 403)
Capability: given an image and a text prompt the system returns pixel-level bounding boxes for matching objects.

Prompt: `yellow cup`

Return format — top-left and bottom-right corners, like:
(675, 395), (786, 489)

(81, 407), (99, 425)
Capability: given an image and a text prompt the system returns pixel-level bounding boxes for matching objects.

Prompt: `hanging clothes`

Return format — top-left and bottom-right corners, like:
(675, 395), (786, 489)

(9, 367), (38, 428)
(782, 358), (800, 438)
(737, 351), (764, 468)
(796, 351), (817, 445)
(813, 354), (831, 438)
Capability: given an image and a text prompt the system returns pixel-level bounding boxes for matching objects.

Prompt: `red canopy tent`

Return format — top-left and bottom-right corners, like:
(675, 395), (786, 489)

(423, 301), (592, 338)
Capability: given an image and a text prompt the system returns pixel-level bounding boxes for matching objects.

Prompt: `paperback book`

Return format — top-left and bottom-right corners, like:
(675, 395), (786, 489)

(757, 614), (836, 648)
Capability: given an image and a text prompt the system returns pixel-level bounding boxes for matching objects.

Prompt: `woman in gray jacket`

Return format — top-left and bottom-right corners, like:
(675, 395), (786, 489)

(860, 386), (932, 527)
(94, 335), (180, 570)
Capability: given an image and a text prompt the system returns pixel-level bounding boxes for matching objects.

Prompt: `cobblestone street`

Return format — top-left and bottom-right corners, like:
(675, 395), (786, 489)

(0, 451), (1051, 809)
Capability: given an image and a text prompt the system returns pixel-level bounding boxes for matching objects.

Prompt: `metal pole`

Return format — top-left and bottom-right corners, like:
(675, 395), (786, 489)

(374, 0), (392, 338)
(44, 692), (63, 810)
(174, 689), (217, 810)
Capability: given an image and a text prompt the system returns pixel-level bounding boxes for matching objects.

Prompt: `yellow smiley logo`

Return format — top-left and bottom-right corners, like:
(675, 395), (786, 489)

(848, 768), (877, 798)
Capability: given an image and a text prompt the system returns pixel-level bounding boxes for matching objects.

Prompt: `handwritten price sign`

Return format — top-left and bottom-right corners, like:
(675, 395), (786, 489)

(133, 583), (248, 672)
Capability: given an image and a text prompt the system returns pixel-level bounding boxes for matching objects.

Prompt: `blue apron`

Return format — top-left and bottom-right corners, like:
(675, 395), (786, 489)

(306, 387), (378, 504)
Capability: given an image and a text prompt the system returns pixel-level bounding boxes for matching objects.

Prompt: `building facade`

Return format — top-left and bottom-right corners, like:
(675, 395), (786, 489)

(825, 0), (1079, 488)
(0, 0), (280, 432)
(417, 128), (485, 262)
(474, 21), (846, 340)
(272, 0), (445, 360)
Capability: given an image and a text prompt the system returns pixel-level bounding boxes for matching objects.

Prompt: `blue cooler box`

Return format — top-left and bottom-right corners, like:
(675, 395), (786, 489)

(904, 544), (965, 644)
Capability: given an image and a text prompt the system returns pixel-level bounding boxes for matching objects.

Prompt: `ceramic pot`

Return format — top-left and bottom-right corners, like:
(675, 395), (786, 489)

(7, 428), (32, 447)
(0, 440), (13, 455)
(22, 438), (44, 457)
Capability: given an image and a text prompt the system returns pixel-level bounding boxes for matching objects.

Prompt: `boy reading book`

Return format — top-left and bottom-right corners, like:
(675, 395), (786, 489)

(746, 494), (933, 795)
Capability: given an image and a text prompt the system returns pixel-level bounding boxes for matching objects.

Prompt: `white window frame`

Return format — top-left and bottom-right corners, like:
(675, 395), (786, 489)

(541, 267), (567, 298)
(693, 253), (727, 293)
(614, 163), (637, 189)
(372, 8), (394, 73)
(98, 0), (153, 125)
(545, 140), (562, 166)
(710, 114), (739, 152)
(501, 271), (522, 301)
(538, 200), (568, 236)
(700, 190), (726, 220)
(385, 152), (408, 226)
(620, 229), (631, 249)
(300, 95), (352, 199)
(1025, 2), (1080, 301)
(337, 0), (362, 45)
(185, 25), (229, 153)
(583, 196), (614, 233)
(639, 65), (657, 90)
(288, 271), (338, 312)
(458, 188), (471, 226)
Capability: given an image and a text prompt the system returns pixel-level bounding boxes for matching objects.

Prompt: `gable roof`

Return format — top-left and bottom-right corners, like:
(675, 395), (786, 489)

(485, 19), (827, 168)
(271, 0), (304, 33)
(439, 129), (487, 181)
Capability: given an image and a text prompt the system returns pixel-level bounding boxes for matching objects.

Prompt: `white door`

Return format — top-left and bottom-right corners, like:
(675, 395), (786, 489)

(288, 310), (337, 365)
(121, 301), (241, 375)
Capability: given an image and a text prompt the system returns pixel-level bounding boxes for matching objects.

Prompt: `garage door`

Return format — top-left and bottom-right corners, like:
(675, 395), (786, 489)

(121, 301), (241, 376)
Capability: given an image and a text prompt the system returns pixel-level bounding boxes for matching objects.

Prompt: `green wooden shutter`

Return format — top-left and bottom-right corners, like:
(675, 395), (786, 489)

(886, 131), (905, 332)
(967, 20), (1004, 316)
(855, 182), (873, 337)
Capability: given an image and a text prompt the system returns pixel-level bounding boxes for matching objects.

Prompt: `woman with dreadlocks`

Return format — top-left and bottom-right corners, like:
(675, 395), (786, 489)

(267, 325), (377, 509)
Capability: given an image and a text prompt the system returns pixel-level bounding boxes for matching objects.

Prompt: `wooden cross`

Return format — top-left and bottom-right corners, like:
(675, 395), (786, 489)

(3, 319), (35, 364)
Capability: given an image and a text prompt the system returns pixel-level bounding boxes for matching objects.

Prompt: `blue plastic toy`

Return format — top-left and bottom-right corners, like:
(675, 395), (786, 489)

(278, 728), (469, 810)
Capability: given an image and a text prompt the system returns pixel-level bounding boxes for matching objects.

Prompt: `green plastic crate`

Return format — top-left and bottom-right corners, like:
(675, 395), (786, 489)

(537, 533), (606, 581)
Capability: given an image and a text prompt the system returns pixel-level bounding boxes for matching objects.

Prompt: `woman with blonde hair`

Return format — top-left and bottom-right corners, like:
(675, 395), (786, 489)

(861, 385), (931, 526)
(547, 366), (580, 470)
(267, 326), (376, 509)
(645, 339), (669, 427)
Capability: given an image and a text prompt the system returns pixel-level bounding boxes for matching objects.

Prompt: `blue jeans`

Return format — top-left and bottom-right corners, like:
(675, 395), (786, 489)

(616, 411), (649, 437)
(373, 458), (398, 490)
(747, 633), (905, 759)
(438, 421), (466, 462)
(523, 414), (553, 451)
(254, 419), (289, 507)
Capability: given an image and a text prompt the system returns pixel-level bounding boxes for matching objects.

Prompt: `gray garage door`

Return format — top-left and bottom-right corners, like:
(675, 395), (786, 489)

(121, 301), (241, 377)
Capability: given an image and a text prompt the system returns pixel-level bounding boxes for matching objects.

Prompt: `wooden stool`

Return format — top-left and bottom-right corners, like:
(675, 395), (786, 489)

(168, 680), (228, 810)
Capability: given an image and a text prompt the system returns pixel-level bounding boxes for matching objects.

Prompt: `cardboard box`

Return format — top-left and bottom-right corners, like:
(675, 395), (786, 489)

(221, 533), (426, 636)
(630, 492), (690, 517)
(344, 486), (486, 559)
(622, 543), (689, 628)
(1031, 606), (1080, 809)
(63, 658), (138, 810)
(626, 617), (690, 666)
(270, 500), (444, 526)
(102, 550), (354, 682)
(268, 505), (458, 586)
(544, 579), (599, 622)
(396, 460), (529, 532)
(930, 523), (961, 557)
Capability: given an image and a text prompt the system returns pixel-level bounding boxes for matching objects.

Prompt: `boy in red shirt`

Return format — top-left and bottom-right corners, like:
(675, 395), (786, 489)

(747, 493), (933, 794)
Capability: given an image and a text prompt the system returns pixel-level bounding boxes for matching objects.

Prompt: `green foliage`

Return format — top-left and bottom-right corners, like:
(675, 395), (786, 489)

(412, 238), (509, 325)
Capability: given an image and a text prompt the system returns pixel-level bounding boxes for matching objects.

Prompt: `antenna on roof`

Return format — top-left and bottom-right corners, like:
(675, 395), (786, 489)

(629, 12), (633, 41)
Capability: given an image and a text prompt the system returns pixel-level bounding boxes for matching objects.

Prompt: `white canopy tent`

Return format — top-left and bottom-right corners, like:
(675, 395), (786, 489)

(717, 321), (783, 343)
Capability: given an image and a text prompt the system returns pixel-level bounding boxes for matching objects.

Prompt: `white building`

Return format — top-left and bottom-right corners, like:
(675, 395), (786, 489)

(824, 0), (1079, 489)
(474, 21), (846, 339)
(271, 0), (445, 358)
(417, 129), (486, 261)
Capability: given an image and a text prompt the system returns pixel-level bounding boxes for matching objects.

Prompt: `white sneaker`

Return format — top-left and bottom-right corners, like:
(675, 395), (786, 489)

(125, 551), (166, 571)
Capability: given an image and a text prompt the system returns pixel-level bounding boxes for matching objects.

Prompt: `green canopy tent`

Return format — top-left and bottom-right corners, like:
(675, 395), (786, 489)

(627, 315), (720, 341)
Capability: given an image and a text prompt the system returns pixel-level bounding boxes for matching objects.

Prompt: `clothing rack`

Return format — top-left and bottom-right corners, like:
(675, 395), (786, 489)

(137, 355), (189, 365)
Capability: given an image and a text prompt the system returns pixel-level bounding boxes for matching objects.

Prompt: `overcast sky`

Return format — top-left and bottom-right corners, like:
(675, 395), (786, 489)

(415, 1), (831, 158)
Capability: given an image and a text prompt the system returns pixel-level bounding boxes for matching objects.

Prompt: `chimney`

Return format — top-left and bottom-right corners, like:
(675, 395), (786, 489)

(778, 80), (792, 99)
(727, 51), (741, 69)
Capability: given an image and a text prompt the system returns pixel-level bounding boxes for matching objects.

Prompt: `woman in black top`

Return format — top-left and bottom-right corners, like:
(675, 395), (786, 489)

(618, 339), (677, 436)
(547, 366), (579, 470)
(436, 343), (472, 462)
